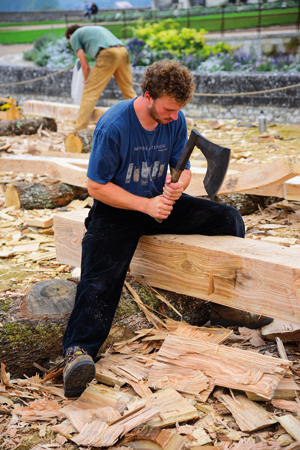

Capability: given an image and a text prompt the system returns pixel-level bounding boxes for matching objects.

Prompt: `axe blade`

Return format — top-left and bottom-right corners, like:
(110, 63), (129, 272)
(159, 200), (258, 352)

(194, 132), (231, 198)
(173, 129), (231, 198)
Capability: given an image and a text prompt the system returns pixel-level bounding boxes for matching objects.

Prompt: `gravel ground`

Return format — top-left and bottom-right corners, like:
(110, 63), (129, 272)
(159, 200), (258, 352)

(0, 43), (35, 66)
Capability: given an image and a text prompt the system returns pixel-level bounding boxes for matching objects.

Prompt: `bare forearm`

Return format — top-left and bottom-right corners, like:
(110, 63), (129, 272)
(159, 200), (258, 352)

(77, 49), (90, 80)
(88, 179), (174, 220)
(82, 65), (90, 80)
(88, 180), (148, 213)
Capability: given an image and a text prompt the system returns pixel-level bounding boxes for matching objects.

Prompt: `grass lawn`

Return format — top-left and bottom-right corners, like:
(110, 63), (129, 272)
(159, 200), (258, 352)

(0, 8), (297, 43)
(0, 20), (66, 27)
(188, 10), (298, 32)
(0, 28), (66, 44)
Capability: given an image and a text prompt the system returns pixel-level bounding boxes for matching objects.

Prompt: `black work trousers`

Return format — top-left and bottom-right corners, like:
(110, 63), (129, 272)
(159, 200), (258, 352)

(62, 194), (245, 359)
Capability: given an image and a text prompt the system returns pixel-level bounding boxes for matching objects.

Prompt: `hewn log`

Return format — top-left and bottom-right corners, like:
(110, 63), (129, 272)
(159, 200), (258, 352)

(23, 100), (108, 123)
(1, 155), (88, 188)
(5, 182), (89, 210)
(245, 175), (300, 201)
(0, 117), (57, 136)
(187, 157), (300, 197)
(131, 234), (300, 325)
(53, 208), (300, 324)
(65, 129), (94, 153)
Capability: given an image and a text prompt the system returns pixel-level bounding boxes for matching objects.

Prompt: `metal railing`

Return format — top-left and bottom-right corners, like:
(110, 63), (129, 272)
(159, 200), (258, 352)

(64, 0), (300, 39)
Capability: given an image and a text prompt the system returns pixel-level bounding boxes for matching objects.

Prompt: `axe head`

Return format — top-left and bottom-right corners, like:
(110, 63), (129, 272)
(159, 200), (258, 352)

(174, 129), (230, 198)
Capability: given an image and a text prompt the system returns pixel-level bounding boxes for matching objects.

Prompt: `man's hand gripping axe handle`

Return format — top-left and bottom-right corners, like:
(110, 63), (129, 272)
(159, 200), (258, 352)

(156, 128), (231, 223)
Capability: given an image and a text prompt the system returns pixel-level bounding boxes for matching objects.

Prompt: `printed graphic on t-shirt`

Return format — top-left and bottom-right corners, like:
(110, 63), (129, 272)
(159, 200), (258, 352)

(133, 167), (140, 182)
(124, 159), (165, 186)
(152, 161), (160, 180)
(158, 163), (165, 178)
(125, 163), (134, 184)
(126, 144), (168, 187)
(141, 162), (149, 186)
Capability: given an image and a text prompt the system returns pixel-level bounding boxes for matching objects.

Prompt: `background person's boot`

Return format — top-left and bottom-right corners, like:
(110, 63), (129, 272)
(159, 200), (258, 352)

(63, 346), (95, 398)
(210, 304), (273, 329)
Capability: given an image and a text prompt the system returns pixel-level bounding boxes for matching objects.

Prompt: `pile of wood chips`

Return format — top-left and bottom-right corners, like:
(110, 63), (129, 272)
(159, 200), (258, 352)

(1, 118), (300, 450)
(1, 313), (300, 450)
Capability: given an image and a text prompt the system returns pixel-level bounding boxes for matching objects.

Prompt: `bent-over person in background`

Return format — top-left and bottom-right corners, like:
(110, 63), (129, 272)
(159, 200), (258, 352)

(65, 25), (136, 131)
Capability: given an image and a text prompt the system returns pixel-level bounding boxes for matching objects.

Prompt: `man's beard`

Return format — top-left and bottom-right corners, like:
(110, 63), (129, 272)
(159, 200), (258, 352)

(148, 101), (171, 125)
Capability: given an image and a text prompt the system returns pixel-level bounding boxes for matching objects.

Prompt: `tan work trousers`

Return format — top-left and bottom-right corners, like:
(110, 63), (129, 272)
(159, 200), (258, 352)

(75, 46), (136, 131)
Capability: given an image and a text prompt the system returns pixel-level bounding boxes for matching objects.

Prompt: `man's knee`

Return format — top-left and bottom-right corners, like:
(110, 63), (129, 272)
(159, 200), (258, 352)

(226, 206), (245, 238)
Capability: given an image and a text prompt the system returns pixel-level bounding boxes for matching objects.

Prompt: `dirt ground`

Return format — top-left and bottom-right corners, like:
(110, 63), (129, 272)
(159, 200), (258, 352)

(1, 111), (300, 449)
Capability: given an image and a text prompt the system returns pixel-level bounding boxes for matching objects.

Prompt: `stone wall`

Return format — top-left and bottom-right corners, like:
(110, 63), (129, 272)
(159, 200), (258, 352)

(1, 65), (299, 123)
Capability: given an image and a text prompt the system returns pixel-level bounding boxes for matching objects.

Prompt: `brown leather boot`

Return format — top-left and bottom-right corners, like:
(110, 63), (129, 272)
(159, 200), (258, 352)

(210, 304), (273, 329)
(63, 346), (95, 398)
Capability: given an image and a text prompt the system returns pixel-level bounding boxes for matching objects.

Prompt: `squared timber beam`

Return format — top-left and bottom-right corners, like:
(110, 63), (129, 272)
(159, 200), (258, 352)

(23, 100), (108, 123)
(187, 157), (300, 197)
(53, 209), (300, 324)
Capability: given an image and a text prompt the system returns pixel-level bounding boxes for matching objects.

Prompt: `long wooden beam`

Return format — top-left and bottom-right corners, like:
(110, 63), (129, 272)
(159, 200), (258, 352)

(1, 155), (88, 188)
(188, 157), (300, 197)
(4, 155), (300, 201)
(23, 100), (108, 123)
(243, 176), (300, 200)
(53, 209), (300, 324)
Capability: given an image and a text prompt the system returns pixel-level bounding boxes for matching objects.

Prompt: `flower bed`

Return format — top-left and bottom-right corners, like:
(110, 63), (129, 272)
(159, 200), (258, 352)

(24, 21), (300, 73)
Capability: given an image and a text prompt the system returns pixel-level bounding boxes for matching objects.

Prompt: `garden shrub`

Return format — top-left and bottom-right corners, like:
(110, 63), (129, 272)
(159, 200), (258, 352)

(128, 19), (235, 67)
(127, 19), (300, 72)
(23, 20), (300, 73)
(24, 35), (76, 68)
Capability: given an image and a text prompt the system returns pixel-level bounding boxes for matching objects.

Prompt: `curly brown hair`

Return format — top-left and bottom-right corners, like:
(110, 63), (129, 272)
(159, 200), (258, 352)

(140, 59), (195, 106)
(65, 25), (81, 39)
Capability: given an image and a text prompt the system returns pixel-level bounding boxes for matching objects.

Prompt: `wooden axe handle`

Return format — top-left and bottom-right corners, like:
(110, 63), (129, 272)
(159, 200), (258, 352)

(155, 130), (198, 224)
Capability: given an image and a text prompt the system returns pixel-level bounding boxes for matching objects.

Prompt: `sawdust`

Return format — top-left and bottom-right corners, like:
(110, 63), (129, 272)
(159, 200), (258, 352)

(1, 114), (300, 449)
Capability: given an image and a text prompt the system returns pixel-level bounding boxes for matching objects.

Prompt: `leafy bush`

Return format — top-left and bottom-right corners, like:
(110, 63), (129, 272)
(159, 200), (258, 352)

(24, 35), (75, 68)
(23, 21), (300, 74)
(128, 19), (234, 67)
(196, 49), (300, 72)
(131, 19), (180, 41)
(126, 19), (300, 72)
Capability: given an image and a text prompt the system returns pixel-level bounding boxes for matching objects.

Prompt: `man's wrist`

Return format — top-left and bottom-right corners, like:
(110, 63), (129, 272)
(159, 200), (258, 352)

(138, 197), (149, 215)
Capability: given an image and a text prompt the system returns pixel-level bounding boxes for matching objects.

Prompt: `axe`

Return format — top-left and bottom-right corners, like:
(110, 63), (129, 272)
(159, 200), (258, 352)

(157, 129), (230, 222)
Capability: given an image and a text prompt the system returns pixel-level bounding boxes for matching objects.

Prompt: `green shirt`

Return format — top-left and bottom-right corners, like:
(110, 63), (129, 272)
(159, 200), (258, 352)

(70, 26), (123, 59)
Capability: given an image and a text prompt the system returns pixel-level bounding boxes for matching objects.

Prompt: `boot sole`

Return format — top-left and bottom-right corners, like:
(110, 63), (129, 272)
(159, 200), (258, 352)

(210, 316), (274, 330)
(64, 359), (96, 398)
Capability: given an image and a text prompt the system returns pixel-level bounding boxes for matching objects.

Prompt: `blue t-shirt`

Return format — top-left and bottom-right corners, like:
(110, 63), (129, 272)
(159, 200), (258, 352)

(87, 98), (190, 198)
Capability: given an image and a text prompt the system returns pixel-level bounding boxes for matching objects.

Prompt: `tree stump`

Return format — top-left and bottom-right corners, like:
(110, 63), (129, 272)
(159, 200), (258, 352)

(1, 279), (75, 378)
(1, 277), (209, 378)
(5, 182), (89, 210)
(0, 117), (57, 136)
(65, 129), (94, 153)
